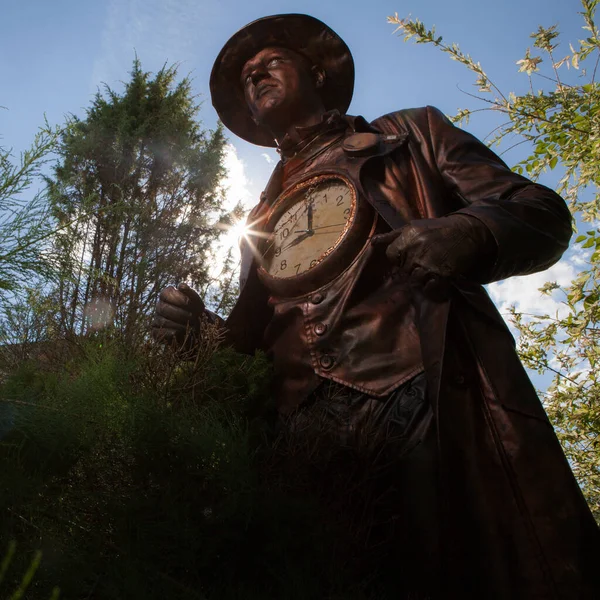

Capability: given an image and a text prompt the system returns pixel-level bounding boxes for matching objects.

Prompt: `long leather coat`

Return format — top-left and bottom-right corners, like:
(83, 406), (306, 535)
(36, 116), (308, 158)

(224, 106), (600, 598)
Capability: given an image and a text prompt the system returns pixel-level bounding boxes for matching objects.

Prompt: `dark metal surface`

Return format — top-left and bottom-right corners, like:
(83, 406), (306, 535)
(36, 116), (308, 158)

(210, 14), (354, 147)
(154, 14), (600, 597)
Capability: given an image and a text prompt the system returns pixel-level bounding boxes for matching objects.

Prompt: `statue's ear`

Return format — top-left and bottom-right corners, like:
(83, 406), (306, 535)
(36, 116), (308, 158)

(312, 65), (326, 89)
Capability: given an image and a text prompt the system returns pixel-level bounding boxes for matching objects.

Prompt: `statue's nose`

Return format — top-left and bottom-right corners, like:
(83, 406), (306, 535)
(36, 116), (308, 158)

(250, 66), (269, 86)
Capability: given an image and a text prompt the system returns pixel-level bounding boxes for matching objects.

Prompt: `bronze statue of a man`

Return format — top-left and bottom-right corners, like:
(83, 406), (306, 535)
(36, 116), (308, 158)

(153, 13), (600, 598)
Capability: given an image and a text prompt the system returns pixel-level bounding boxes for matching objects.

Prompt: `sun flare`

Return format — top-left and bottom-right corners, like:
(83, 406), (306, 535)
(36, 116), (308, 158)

(222, 218), (249, 249)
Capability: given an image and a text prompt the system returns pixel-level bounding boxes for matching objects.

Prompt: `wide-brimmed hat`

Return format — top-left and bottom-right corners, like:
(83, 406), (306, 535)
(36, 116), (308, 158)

(210, 14), (354, 147)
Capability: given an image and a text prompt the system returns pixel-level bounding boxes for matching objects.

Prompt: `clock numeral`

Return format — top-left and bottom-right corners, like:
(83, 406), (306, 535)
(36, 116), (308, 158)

(294, 263), (302, 275)
(336, 195), (344, 206)
(280, 260), (287, 271)
(322, 194), (327, 203)
(310, 259), (317, 268)
(280, 227), (290, 240)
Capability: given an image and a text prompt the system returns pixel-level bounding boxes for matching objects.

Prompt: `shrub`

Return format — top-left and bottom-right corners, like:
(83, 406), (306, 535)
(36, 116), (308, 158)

(0, 337), (377, 599)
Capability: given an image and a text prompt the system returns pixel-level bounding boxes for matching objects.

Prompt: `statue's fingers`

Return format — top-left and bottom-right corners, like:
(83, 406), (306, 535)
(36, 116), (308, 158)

(159, 285), (193, 308)
(152, 314), (188, 333)
(151, 325), (180, 344)
(385, 226), (423, 267)
(385, 238), (411, 269)
(177, 283), (205, 312)
(156, 302), (197, 326)
(370, 229), (404, 247)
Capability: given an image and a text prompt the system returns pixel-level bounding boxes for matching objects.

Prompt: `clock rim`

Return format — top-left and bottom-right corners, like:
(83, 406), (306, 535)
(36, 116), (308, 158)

(263, 172), (357, 279)
(257, 171), (375, 297)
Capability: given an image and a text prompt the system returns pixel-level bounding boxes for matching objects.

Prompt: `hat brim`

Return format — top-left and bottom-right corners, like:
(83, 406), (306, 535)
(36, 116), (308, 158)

(210, 14), (354, 148)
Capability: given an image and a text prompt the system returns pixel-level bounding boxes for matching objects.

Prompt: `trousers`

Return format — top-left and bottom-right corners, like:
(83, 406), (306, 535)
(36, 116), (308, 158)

(274, 372), (441, 598)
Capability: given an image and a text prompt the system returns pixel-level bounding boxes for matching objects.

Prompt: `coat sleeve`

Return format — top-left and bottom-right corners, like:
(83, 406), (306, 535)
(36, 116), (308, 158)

(424, 105), (573, 282)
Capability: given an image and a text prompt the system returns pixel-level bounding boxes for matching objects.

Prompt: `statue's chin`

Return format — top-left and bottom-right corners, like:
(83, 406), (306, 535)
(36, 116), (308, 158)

(253, 115), (285, 139)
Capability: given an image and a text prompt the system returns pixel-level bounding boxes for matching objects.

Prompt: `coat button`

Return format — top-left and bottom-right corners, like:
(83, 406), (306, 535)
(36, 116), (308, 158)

(314, 323), (328, 336)
(319, 354), (335, 370)
(311, 293), (325, 304)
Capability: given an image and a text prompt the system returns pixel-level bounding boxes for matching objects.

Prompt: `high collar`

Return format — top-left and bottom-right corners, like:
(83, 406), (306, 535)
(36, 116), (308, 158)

(258, 112), (376, 206)
(277, 110), (349, 159)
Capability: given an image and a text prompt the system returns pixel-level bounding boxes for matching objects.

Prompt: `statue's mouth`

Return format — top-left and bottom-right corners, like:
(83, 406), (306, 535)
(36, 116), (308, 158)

(256, 83), (276, 99)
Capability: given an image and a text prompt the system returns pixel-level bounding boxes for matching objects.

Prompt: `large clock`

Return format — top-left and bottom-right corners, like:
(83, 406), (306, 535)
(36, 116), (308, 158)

(257, 173), (375, 296)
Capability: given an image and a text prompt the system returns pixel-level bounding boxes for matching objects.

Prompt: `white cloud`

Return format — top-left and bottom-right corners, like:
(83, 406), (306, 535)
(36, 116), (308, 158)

(209, 144), (255, 279)
(221, 144), (253, 212)
(261, 152), (274, 164)
(486, 256), (582, 395)
(569, 244), (592, 267)
(487, 257), (578, 321)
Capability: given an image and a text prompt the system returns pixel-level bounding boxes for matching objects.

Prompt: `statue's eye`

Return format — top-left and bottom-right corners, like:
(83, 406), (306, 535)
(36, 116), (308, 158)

(268, 57), (281, 68)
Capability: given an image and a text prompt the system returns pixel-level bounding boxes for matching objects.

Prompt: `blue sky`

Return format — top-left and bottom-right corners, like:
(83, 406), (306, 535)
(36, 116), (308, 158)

(0, 0), (591, 388)
(1, 0), (583, 172)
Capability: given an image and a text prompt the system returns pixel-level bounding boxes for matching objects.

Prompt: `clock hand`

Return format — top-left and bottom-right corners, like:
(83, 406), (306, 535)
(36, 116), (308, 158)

(293, 222), (346, 236)
(272, 202), (314, 241)
(281, 231), (312, 251)
(307, 202), (313, 232)
(309, 223), (346, 231)
(267, 204), (313, 254)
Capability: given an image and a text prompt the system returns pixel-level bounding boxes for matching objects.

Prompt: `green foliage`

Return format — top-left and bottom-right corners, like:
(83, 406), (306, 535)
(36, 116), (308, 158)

(0, 288), (63, 353)
(0, 542), (60, 600)
(46, 58), (234, 343)
(389, 0), (600, 520)
(0, 337), (384, 599)
(0, 121), (62, 298)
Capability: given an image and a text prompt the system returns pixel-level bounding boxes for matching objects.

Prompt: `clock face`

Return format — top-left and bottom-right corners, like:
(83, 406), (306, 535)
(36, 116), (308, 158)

(263, 175), (355, 279)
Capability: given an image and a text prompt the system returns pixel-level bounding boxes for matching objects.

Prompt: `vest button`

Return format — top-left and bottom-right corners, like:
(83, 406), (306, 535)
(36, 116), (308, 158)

(314, 322), (328, 336)
(319, 354), (335, 370)
(311, 293), (324, 304)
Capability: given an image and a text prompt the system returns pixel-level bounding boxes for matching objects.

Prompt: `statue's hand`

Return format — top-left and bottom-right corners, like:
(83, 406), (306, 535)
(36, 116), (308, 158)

(371, 214), (496, 296)
(152, 283), (206, 348)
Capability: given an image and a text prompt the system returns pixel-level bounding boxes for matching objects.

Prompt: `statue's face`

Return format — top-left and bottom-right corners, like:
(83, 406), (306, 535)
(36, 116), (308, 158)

(241, 46), (323, 130)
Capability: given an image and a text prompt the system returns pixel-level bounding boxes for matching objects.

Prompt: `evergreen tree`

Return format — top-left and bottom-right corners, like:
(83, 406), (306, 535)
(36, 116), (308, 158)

(48, 59), (230, 343)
